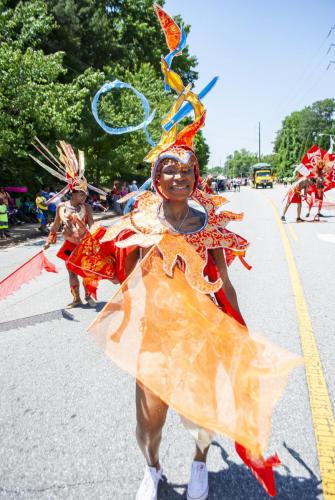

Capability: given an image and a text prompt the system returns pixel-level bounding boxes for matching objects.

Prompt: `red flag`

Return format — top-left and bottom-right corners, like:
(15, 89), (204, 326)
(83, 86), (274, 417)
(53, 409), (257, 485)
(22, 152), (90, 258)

(301, 144), (335, 191)
(0, 251), (57, 301)
(235, 443), (281, 497)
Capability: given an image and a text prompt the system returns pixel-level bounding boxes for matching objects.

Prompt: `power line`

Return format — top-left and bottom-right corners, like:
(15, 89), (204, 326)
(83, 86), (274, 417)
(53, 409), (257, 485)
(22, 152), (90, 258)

(272, 26), (334, 120)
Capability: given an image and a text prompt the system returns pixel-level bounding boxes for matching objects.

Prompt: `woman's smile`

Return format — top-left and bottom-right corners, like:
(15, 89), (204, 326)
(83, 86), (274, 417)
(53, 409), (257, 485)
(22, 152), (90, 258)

(170, 183), (190, 191)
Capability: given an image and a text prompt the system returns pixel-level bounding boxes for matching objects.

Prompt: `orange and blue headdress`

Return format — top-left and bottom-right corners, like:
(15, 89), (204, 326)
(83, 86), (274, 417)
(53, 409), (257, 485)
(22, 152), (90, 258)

(92, 3), (218, 202)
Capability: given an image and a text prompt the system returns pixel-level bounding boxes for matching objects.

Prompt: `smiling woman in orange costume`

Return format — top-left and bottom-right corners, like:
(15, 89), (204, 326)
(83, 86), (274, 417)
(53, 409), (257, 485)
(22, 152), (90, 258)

(88, 142), (301, 500)
(87, 5), (302, 500)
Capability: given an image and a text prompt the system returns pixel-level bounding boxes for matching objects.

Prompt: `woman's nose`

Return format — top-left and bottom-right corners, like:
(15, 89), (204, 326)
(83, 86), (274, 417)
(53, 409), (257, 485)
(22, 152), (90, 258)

(174, 170), (188, 180)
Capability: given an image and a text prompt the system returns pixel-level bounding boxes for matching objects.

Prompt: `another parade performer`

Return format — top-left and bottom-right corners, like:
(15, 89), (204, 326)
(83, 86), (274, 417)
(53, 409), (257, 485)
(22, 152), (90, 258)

(82, 5), (302, 499)
(300, 144), (335, 220)
(30, 140), (106, 308)
(281, 176), (314, 222)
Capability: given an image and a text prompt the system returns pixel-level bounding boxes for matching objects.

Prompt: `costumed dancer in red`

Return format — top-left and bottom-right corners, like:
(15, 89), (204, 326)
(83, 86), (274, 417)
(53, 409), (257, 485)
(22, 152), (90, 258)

(80, 5), (303, 500)
(281, 176), (314, 222)
(300, 143), (335, 220)
(30, 139), (106, 308)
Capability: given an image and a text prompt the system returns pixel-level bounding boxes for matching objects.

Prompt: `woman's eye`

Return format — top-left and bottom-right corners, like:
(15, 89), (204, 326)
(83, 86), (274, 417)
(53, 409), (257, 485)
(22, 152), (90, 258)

(162, 167), (193, 175)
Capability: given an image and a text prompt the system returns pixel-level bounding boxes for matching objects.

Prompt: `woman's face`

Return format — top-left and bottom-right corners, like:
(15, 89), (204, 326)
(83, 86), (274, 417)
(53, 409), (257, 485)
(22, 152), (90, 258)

(156, 158), (195, 201)
(72, 190), (87, 205)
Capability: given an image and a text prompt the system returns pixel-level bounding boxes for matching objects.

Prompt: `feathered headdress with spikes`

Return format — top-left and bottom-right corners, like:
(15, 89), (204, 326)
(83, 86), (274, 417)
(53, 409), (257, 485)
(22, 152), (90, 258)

(30, 138), (106, 197)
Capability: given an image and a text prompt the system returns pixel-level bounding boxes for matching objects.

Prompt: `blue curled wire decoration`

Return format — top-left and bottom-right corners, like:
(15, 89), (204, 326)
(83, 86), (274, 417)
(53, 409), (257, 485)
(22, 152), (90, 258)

(91, 79), (157, 146)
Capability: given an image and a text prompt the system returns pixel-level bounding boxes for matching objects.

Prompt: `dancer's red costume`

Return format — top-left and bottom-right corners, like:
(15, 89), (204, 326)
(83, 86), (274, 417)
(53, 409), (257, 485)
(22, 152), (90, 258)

(31, 140), (112, 305)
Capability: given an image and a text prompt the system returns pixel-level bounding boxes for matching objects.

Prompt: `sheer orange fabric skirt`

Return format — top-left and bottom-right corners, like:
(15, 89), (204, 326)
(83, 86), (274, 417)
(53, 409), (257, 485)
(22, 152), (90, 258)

(89, 249), (302, 457)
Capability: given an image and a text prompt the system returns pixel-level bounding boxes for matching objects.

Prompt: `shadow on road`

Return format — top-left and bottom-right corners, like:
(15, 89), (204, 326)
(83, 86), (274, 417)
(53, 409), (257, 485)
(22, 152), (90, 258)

(96, 301), (107, 312)
(157, 441), (322, 499)
(0, 309), (78, 333)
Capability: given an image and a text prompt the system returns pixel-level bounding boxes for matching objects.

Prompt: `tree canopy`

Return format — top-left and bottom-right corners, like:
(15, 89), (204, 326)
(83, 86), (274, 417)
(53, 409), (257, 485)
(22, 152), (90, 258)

(0, 0), (86, 186)
(207, 166), (225, 176)
(224, 149), (258, 178)
(0, 0), (209, 189)
(274, 98), (335, 178)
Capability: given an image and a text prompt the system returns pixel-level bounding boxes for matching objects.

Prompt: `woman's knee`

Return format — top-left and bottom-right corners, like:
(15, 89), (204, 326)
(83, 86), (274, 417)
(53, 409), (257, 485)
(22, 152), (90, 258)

(135, 383), (168, 437)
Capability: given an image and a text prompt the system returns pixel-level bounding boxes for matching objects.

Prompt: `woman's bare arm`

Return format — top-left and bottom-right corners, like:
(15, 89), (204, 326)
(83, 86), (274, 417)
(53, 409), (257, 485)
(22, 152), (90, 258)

(44, 205), (62, 249)
(86, 204), (94, 228)
(50, 205), (62, 233)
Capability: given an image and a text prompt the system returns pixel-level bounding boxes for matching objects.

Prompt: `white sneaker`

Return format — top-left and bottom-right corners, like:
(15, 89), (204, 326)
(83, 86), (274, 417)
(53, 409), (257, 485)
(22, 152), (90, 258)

(187, 461), (209, 500)
(135, 465), (162, 500)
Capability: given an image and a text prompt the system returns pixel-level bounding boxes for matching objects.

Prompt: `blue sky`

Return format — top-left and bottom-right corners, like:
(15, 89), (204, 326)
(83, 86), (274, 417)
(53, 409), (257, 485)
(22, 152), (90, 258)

(164, 0), (335, 166)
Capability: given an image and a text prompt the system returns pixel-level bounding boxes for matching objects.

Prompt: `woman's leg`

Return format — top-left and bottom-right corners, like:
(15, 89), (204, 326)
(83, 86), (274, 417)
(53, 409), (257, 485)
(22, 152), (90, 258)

(136, 382), (168, 470)
(68, 270), (80, 290)
(297, 202), (302, 220)
(281, 201), (290, 218)
(67, 270), (82, 307)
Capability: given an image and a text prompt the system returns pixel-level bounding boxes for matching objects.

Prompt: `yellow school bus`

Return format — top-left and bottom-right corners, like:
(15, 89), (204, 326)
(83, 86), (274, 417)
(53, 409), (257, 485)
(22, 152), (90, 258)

(250, 163), (274, 189)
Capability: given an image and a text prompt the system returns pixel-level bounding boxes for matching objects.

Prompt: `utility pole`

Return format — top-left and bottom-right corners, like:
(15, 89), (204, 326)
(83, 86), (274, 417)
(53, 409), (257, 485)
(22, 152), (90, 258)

(258, 121), (261, 162)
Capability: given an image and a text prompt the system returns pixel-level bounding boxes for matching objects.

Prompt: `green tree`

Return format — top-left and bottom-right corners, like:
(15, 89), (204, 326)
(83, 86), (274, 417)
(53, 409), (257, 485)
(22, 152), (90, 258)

(261, 153), (279, 173)
(0, 0), (86, 187)
(274, 98), (335, 177)
(43, 0), (198, 84)
(207, 166), (225, 176)
(193, 131), (210, 175)
(224, 149), (258, 178)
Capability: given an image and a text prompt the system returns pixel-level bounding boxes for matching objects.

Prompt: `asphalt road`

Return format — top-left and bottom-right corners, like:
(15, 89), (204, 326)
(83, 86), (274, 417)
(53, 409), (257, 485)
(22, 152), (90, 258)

(0, 186), (334, 499)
